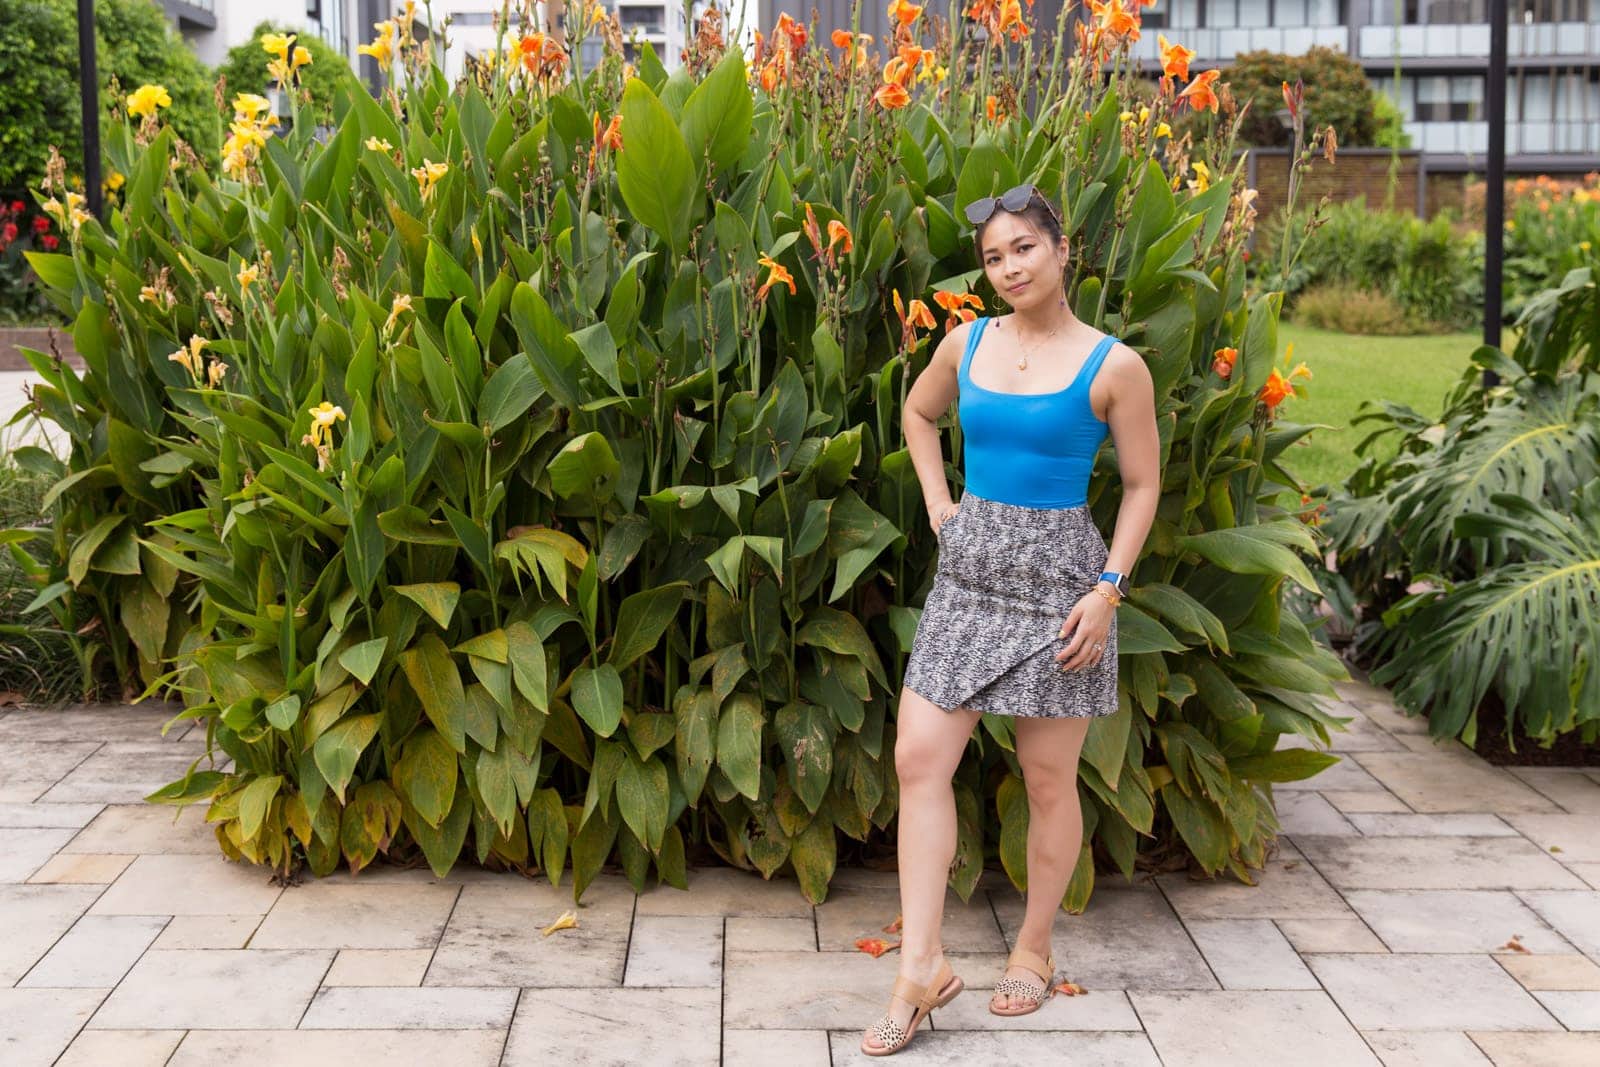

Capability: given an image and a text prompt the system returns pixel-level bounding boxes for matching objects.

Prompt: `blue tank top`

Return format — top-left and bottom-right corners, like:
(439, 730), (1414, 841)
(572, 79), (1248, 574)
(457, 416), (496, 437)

(958, 316), (1115, 509)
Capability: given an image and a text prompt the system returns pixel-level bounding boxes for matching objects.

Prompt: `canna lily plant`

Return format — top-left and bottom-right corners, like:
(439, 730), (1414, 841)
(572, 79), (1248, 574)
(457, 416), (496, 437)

(8, 0), (1343, 904)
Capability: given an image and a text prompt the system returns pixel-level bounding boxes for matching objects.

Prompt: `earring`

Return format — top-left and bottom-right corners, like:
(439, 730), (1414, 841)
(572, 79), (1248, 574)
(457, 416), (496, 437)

(990, 293), (1007, 312)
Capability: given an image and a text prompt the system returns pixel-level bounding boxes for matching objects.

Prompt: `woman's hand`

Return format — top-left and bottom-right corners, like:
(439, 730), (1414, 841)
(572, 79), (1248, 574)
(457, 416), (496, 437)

(929, 500), (959, 534)
(1055, 589), (1115, 672)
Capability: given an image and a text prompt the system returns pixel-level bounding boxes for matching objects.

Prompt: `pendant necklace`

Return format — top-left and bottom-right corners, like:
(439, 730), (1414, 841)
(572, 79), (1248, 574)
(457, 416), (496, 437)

(999, 315), (1062, 371)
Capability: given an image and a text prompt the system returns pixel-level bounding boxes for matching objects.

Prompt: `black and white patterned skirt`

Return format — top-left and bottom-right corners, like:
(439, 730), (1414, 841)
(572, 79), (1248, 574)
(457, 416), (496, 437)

(902, 491), (1119, 718)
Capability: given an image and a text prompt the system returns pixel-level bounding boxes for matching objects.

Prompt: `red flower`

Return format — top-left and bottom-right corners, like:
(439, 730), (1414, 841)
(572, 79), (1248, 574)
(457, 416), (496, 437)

(9, 200), (25, 213)
(40, 234), (59, 250)
(32, 215), (50, 233)
(1, 222), (17, 243)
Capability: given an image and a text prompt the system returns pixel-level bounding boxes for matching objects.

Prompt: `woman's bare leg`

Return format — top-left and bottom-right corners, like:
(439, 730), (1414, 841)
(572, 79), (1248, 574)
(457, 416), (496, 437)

(861, 685), (980, 1051)
(993, 714), (1092, 1011)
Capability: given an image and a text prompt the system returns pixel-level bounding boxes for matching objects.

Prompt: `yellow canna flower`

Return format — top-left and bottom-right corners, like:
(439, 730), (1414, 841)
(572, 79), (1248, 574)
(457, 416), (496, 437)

(540, 910), (579, 937)
(125, 84), (171, 119)
(237, 263), (259, 291)
(1186, 160), (1212, 194)
(385, 293), (413, 336)
(1155, 121), (1173, 138)
(232, 93), (273, 121)
(261, 33), (291, 60)
(411, 159), (449, 203)
(206, 360), (228, 389)
(104, 170), (125, 191)
(365, 136), (394, 153)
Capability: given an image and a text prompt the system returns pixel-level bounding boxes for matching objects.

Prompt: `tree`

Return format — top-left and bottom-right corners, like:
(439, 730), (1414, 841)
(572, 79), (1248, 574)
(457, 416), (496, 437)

(1226, 46), (1382, 148)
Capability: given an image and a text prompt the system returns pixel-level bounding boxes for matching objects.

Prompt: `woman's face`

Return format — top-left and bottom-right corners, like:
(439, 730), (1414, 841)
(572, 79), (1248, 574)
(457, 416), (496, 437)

(980, 212), (1067, 312)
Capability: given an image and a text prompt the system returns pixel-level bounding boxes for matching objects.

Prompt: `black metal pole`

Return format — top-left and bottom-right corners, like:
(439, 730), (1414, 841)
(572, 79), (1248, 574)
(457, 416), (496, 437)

(1484, 0), (1507, 380)
(76, 0), (101, 220)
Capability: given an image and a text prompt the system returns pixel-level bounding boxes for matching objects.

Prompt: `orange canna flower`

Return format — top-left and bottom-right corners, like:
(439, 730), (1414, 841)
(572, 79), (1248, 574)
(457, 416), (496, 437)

(907, 299), (936, 331)
(1177, 69), (1222, 113)
(1089, 0), (1141, 40)
(1211, 346), (1238, 379)
(592, 112), (623, 153)
(760, 61), (781, 93)
(855, 937), (899, 957)
(826, 219), (853, 265)
(874, 82), (911, 109)
(888, 0), (923, 24)
(802, 202), (825, 255)
(756, 253), (796, 301)
(1158, 35), (1195, 83)
(997, 0), (1030, 39)
(775, 12), (807, 49)
(1258, 360), (1310, 410)
(986, 95), (1002, 121)
(831, 28), (853, 48)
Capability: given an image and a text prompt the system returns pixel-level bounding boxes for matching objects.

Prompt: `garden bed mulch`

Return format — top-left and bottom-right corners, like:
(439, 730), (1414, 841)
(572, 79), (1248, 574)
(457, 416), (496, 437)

(1470, 691), (1600, 767)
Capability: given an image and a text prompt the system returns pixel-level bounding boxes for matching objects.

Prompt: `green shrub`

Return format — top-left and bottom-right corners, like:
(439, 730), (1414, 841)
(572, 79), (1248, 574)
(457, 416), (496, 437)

(13, 6), (1344, 901)
(1260, 198), (1479, 330)
(1501, 174), (1600, 323)
(0, 0), (81, 195)
(1222, 47), (1384, 148)
(1324, 268), (1600, 747)
(1290, 283), (1414, 335)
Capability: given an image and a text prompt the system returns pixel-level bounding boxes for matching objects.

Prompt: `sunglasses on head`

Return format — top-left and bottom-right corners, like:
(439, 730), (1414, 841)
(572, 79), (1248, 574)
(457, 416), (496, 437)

(963, 183), (1062, 227)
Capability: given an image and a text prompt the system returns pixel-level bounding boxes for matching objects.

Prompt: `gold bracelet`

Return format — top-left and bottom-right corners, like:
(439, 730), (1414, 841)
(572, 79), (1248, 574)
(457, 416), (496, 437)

(1093, 585), (1121, 606)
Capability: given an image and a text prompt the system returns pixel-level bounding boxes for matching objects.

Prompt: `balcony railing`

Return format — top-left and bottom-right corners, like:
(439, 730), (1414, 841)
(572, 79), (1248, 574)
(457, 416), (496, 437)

(1358, 21), (1600, 57)
(1403, 119), (1600, 154)
(1130, 26), (1347, 62)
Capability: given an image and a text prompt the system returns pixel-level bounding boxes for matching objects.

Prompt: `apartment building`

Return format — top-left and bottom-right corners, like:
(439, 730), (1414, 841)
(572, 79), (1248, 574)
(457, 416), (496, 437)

(160, 0), (362, 66)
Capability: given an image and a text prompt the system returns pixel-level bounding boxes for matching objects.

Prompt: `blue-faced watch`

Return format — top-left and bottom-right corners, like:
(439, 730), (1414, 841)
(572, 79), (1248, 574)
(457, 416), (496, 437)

(1098, 571), (1130, 598)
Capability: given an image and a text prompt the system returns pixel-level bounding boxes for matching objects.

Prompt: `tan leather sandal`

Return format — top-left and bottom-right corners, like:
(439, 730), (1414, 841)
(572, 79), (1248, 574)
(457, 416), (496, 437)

(860, 958), (964, 1056)
(988, 947), (1054, 1016)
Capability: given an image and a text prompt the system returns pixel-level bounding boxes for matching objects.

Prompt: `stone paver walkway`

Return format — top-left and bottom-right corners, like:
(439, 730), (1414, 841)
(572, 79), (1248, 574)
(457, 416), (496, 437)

(3, 677), (1599, 1065)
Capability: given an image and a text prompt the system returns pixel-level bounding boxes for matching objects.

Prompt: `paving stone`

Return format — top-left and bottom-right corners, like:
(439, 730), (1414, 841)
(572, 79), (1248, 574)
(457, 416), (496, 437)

(1296, 702), (1408, 752)
(251, 878), (458, 950)
(0, 704), (187, 744)
(1292, 834), (1587, 891)
(27, 852), (134, 883)
(323, 949), (434, 986)
(1567, 863), (1600, 890)
(1277, 792), (1360, 835)
(151, 915), (261, 949)
(1530, 991), (1600, 1029)
(1182, 919), (1320, 989)
(929, 986), (1144, 1030)
(1496, 953), (1600, 991)
(19, 914), (167, 987)
(623, 914), (722, 987)
(1324, 789), (1412, 813)
(0, 884), (101, 984)
(817, 884), (1004, 954)
(1347, 813), (1518, 837)
(426, 874), (634, 987)
(300, 985), (518, 1029)
(1466, 1032), (1600, 1067)
(1361, 1031), (1492, 1066)
(1392, 733), (1477, 756)
(0, 826), (80, 881)
(0, 741), (100, 801)
(36, 742), (221, 804)
(831, 1029), (1162, 1065)
(1352, 753), (1559, 814)
(1506, 768), (1600, 814)
(1502, 813), (1600, 863)
(168, 1029), (505, 1066)
(1131, 990), (1380, 1065)
(1304, 954), (1561, 1031)
(634, 866), (812, 918)
(503, 987), (718, 1066)
(1345, 890), (1576, 953)
(725, 915), (816, 953)
(62, 803), (217, 854)
(1274, 755), (1387, 792)
(1335, 684), (1429, 735)
(724, 949), (912, 1029)
(0, 801), (103, 828)
(87, 948), (332, 1029)
(0, 988), (108, 1067)
(1519, 891), (1600, 957)
(828, 867), (902, 890)
(1156, 839), (1353, 920)
(1276, 917), (1389, 954)
(56, 1029), (185, 1067)
(89, 853), (283, 916)
(991, 883), (1217, 990)
(723, 1029), (831, 1066)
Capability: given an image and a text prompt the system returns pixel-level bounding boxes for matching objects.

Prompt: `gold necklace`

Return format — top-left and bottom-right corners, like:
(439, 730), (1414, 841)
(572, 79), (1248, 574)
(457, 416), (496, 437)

(1000, 315), (1063, 371)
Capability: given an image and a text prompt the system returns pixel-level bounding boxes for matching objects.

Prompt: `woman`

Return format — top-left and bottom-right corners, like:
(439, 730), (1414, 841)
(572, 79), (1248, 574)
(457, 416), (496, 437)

(859, 185), (1160, 1056)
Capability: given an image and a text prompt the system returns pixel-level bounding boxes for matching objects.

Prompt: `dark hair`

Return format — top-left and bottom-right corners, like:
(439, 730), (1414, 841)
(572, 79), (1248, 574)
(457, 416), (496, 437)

(973, 193), (1066, 267)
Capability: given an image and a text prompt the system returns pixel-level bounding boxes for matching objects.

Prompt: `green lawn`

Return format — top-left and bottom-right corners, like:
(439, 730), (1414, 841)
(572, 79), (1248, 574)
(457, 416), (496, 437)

(1268, 322), (1488, 491)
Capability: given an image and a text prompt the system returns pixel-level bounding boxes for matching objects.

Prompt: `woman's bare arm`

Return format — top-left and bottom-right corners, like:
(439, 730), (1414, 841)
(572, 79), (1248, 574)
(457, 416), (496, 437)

(903, 322), (973, 530)
(1098, 345), (1161, 577)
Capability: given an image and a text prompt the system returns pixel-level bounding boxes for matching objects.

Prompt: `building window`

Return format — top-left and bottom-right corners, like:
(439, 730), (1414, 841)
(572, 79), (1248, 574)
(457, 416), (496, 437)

(1413, 74), (1484, 120)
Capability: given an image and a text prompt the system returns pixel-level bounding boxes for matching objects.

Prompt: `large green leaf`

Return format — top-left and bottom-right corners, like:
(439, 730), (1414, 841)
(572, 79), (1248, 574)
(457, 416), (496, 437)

(679, 50), (752, 172)
(608, 583), (686, 670)
(1176, 523), (1319, 594)
(570, 663), (624, 736)
(716, 693), (763, 801)
(399, 634), (468, 752)
(394, 728), (457, 827)
(616, 77), (696, 255)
